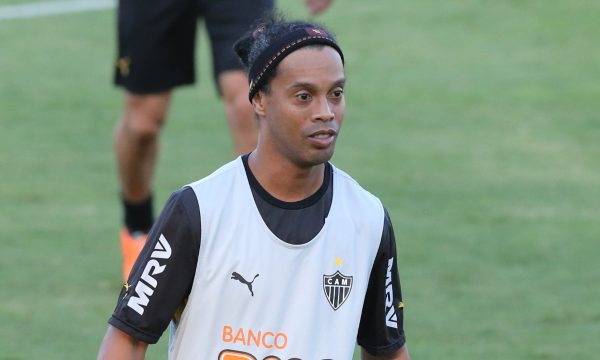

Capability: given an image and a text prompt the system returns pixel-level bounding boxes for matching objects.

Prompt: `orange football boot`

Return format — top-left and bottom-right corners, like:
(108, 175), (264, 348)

(120, 228), (147, 282)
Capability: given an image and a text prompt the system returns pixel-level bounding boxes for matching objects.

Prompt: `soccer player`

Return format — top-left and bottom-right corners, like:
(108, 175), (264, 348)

(115, 0), (335, 281)
(99, 15), (410, 360)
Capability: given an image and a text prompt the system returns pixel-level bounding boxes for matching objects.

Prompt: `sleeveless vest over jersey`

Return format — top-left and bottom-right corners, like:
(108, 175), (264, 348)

(169, 158), (384, 359)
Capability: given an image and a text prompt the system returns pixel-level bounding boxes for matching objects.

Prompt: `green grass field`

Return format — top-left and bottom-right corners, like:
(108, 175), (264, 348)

(1, 0), (599, 359)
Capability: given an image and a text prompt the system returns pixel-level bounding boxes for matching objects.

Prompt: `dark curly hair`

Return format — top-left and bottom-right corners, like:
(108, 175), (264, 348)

(233, 12), (339, 96)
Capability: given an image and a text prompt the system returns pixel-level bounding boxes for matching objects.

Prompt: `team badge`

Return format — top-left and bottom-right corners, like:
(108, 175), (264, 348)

(323, 271), (353, 310)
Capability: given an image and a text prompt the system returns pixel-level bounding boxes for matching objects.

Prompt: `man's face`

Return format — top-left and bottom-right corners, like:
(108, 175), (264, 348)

(256, 46), (345, 168)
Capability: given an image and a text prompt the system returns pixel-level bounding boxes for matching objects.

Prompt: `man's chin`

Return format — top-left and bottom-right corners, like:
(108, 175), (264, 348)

(301, 149), (335, 168)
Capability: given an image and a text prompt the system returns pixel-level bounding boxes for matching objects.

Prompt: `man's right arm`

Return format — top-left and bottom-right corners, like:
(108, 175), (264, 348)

(98, 187), (202, 357)
(97, 325), (148, 360)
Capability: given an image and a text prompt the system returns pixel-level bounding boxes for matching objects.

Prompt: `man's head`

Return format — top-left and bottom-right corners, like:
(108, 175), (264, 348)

(234, 16), (346, 168)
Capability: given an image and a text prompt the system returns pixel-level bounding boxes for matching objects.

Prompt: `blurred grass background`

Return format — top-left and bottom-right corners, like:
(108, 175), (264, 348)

(1, 0), (599, 359)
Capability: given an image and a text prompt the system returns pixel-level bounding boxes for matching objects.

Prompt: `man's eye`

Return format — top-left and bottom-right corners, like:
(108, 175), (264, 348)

(332, 90), (344, 98)
(297, 93), (311, 101)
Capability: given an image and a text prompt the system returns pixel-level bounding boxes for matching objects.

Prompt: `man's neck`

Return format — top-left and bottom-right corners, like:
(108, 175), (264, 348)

(247, 151), (325, 202)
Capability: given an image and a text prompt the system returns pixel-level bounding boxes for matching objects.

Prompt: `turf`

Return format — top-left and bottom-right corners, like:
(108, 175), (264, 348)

(1, 0), (599, 359)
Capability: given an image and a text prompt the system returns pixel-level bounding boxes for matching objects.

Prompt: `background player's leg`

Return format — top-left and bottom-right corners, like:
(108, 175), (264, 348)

(112, 0), (197, 281)
(218, 70), (257, 155)
(114, 91), (171, 281)
(204, 0), (274, 155)
(115, 91), (171, 202)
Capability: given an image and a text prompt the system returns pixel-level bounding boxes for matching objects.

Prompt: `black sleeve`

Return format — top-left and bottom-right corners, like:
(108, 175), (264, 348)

(356, 207), (406, 355)
(108, 187), (201, 344)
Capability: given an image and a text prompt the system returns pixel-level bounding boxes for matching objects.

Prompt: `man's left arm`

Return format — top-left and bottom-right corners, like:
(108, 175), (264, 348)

(361, 344), (410, 360)
(357, 208), (409, 359)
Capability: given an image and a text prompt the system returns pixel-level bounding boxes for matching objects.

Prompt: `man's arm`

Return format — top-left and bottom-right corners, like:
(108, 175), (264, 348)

(97, 325), (148, 360)
(362, 344), (410, 360)
(304, 0), (333, 15)
(357, 208), (408, 357)
(98, 188), (201, 358)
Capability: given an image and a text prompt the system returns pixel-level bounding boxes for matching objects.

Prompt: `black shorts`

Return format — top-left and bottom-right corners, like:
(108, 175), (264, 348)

(114, 0), (274, 94)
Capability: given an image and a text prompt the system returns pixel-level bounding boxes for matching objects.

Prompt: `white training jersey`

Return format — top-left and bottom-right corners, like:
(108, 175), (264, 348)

(109, 156), (407, 359)
(169, 158), (384, 359)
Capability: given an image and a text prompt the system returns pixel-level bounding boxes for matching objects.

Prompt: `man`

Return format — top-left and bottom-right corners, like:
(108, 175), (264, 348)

(115, 0), (334, 281)
(99, 16), (410, 359)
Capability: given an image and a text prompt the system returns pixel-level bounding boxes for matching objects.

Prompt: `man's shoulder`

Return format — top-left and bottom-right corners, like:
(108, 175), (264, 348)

(331, 163), (381, 202)
(186, 157), (242, 190)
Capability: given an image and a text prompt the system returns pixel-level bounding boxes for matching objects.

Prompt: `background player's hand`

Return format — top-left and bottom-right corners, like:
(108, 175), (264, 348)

(304, 0), (333, 15)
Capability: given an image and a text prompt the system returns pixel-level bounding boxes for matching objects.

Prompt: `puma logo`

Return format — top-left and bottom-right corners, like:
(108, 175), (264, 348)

(231, 272), (259, 296)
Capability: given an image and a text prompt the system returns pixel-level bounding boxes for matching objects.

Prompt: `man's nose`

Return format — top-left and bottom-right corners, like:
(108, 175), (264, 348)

(313, 97), (334, 122)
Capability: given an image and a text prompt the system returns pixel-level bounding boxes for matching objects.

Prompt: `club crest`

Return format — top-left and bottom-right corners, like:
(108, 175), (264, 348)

(323, 271), (353, 310)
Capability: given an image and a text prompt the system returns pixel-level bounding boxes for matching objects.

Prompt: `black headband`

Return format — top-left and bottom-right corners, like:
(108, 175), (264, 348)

(248, 26), (345, 102)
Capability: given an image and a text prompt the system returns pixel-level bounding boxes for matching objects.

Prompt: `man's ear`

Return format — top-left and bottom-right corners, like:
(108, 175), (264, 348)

(252, 91), (267, 118)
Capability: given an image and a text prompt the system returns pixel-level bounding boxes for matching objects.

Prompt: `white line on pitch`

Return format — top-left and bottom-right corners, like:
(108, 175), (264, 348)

(0, 0), (115, 20)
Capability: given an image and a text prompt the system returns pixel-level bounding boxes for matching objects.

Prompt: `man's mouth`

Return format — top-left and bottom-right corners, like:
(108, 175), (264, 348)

(309, 129), (337, 138)
(308, 129), (338, 148)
